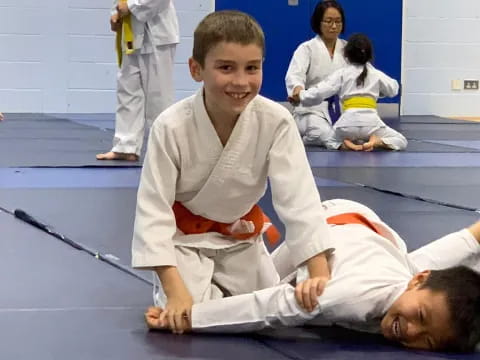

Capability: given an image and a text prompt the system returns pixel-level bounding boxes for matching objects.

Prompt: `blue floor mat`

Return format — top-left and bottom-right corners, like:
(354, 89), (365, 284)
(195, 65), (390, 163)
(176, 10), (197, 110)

(0, 210), (292, 360)
(312, 167), (480, 211)
(394, 123), (480, 140)
(1, 183), (474, 279)
(0, 117), (141, 167)
(306, 139), (480, 152)
(398, 115), (476, 124)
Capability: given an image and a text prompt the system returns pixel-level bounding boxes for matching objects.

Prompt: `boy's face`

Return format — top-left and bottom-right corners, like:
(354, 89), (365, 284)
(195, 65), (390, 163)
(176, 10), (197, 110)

(381, 271), (454, 351)
(189, 41), (263, 122)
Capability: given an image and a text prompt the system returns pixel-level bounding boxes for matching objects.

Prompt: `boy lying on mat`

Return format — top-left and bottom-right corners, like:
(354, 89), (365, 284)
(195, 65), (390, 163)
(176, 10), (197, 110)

(146, 199), (480, 353)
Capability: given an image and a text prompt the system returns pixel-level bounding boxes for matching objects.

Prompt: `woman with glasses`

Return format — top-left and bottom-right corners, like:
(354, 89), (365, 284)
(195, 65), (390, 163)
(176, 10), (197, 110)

(285, 0), (346, 149)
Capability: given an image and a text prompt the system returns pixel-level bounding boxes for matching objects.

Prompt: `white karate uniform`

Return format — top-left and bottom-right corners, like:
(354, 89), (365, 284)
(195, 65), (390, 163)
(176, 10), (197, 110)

(132, 90), (333, 304)
(191, 199), (480, 334)
(111, 0), (179, 156)
(300, 63), (408, 150)
(285, 36), (347, 148)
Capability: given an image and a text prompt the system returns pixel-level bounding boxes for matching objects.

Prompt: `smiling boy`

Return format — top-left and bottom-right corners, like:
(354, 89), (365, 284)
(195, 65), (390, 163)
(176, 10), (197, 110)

(132, 10), (334, 335)
(146, 199), (480, 352)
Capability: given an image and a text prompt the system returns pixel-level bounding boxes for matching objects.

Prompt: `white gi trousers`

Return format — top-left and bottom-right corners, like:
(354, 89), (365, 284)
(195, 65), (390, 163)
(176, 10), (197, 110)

(333, 112), (408, 151)
(154, 238), (280, 306)
(293, 109), (338, 149)
(112, 44), (176, 156)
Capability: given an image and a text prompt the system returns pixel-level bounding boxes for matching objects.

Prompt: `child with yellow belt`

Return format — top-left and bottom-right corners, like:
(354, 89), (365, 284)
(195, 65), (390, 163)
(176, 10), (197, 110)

(290, 33), (408, 151)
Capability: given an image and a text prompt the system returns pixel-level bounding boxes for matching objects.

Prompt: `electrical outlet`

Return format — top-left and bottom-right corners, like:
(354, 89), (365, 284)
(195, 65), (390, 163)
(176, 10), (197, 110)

(451, 79), (462, 91)
(288, 0), (299, 5)
(464, 80), (479, 90)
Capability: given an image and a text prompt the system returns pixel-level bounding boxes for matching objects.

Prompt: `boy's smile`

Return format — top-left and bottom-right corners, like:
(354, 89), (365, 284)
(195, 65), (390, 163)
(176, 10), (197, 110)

(381, 271), (454, 351)
(189, 41), (263, 126)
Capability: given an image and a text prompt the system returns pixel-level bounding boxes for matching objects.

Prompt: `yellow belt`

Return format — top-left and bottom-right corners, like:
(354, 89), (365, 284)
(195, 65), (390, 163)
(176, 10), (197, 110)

(115, 0), (135, 67)
(342, 97), (377, 111)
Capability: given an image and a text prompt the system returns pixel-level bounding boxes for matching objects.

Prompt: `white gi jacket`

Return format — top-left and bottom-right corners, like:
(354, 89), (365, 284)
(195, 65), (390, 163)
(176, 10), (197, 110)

(299, 63), (399, 129)
(285, 36), (347, 119)
(191, 199), (480, 334)
(112, 0), (179, 52)
(132, 90), (333, 270)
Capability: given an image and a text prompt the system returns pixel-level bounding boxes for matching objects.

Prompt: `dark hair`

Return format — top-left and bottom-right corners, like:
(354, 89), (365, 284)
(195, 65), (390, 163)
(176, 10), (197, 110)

(343, 33), (373, 87)
(310, 0), (346, 36)
(192, 10), (265, 67)
(421, 266), (480, 352)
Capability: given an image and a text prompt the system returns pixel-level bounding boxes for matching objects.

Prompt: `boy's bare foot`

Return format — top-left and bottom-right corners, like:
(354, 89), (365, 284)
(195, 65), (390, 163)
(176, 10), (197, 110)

(96, 151), (138, 161)
(342, 139), (363, 151)
(144, 306), (168, 330)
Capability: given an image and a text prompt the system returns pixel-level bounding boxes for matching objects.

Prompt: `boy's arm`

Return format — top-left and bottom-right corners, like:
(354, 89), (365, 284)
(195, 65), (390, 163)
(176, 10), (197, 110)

(267, 111), (334, 286)
(191, 283), (317, 333)
(294, 253), (330, 311)
(132, 120), (193, 332)
(155, 266), (193, 334)
(407, 221), (480, 272)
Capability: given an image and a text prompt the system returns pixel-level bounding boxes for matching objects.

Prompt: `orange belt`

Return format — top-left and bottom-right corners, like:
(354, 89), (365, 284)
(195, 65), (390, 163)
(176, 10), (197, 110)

(173, 202), (281, 245)
(173, 202), (383, 246)
(326, 212), (382, 234)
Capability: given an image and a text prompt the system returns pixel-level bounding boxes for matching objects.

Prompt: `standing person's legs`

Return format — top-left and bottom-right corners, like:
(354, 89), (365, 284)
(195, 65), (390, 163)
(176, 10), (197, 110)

(97, 53), (145, 161)
(143, 44), (176, 130)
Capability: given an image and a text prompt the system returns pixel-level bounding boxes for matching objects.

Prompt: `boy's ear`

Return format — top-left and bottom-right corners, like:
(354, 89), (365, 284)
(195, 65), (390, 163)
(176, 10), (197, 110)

(407, 270), (431, 290)
(189, 57), (203, 82)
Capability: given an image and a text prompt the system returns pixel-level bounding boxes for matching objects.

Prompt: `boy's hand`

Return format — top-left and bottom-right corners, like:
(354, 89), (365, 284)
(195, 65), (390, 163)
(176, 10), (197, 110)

(295, 276), (328, 312)
(159, 291), (193, 334)
(295, 251), (330, 312)
(116, 2), (130, 17)
(145, 306), (168, 329)
(110, 13), (122, 32)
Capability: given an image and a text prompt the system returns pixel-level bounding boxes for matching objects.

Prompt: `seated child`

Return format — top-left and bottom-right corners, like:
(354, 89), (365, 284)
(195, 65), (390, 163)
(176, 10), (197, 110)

(290, 33), (408, 152)
(146, 199), (480, 353)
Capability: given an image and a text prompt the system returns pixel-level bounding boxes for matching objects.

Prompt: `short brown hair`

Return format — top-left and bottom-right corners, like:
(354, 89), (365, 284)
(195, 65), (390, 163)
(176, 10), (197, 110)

(192, 10), (265, 67)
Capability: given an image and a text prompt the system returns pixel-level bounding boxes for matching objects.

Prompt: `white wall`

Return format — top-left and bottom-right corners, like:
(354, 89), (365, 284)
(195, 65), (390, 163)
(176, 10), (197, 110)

(0, 0), (213, 113)
(402, 0), (480, 116)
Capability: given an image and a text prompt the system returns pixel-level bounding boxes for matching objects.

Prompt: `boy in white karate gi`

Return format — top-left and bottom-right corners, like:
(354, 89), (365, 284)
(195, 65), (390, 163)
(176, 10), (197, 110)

(97, 0), (179, 161)
(146, 199), (480, 353)
(132, 10), (334, 334)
